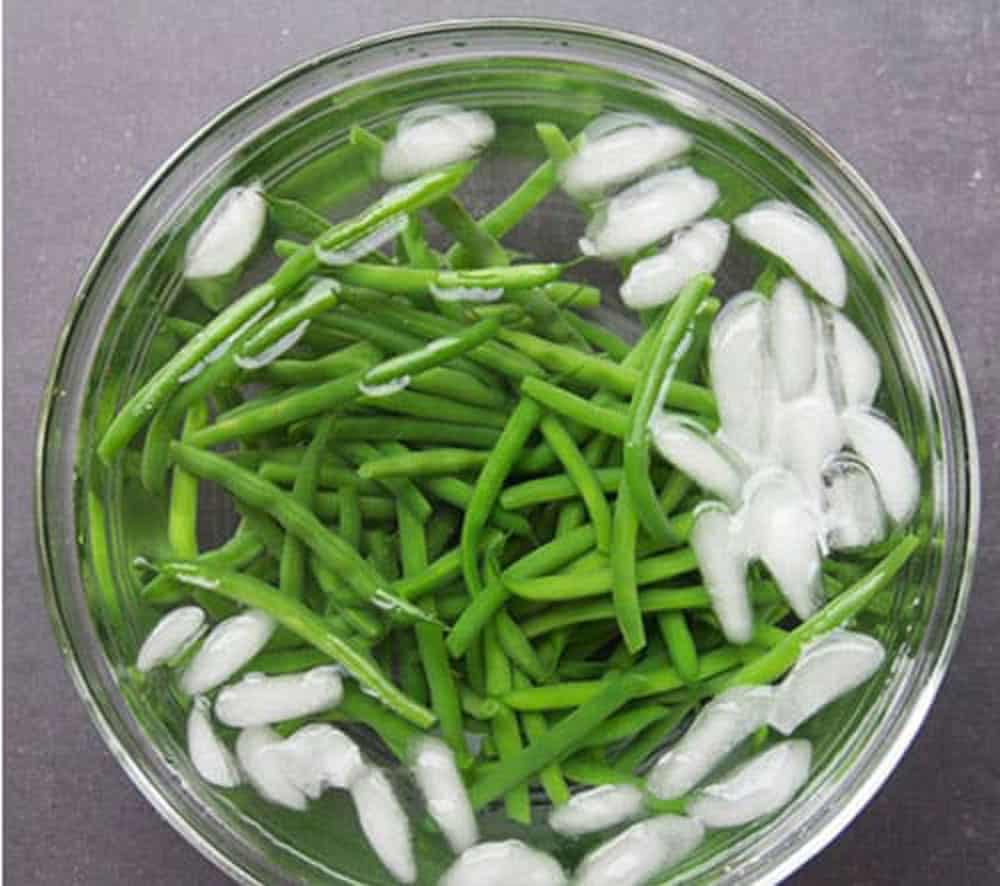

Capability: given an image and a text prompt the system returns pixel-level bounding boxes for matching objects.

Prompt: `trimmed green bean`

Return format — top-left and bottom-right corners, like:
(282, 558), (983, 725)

(164, 562), (434, 728)
(611, 475), (645, 652)
(624, 275), (713, 543)
(515, 670), (571, 806)
(540, 414), (612, 553)
(508, 546), (698, 601)
(169, 443), (385, 601)
(280, 416), (334, 601)
(468, 671), (642, 809)
(521, 376), (629, 437)
(359, 448), (491, 481)
(167, 402), (208, 558)
(362, 314), (506, 388)
(659, 612), (699, 684)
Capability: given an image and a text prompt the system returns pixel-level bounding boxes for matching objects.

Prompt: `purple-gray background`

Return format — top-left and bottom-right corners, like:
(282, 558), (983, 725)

(5, 2), (999, 882)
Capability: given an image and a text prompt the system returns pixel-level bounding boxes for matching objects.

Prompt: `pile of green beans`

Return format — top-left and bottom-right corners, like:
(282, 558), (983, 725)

(107, 124), (922, 825)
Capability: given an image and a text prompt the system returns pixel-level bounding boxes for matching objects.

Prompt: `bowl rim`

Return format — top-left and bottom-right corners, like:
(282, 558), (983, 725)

(35, 17), (980, 885)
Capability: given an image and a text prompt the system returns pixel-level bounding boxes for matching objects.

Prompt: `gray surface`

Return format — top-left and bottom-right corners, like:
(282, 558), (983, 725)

(4, 1), (998, 882)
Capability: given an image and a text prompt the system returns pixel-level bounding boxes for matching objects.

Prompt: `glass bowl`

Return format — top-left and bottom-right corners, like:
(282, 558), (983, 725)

(36, 19), (979, 885)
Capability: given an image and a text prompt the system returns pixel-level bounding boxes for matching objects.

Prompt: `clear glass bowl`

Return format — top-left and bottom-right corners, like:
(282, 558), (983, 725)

(36, 19), (979, 885)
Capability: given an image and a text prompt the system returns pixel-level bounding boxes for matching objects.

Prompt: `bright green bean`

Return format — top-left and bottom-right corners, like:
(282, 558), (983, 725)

(659, 612), (699, 684)
(611, 475), (645, 652)
(359, 448), (491, 481)
(338, 441), (433, 524)
(540, 414), (612, 553)
(508, 546), (698, 601)
(461, 397), (543, 596)
(624, 275), (713, 543)
(501, 468), (623, 510)
(189, 366), (371, 447)
(502, 328), (717, 418)
(393, 528), (504, 600)
(169, 443), (385, 601)
(468, 671), (641, 809)
(515, 670), (571, 806)
(502, 647), (746, 712)
(723, 535), (921, 689)
(164, 562), (434, 727)
(363, 314), (505, 387)
(280, 416), (334, 601)
(167, 402), (208, 558)
(418, 474), (532, 537)
(429, 196), (509, 267)
(521, 376), (629, 437)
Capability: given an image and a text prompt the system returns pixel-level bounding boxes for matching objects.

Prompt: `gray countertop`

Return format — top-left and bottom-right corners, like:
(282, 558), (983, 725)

(5, 1), (999, 882)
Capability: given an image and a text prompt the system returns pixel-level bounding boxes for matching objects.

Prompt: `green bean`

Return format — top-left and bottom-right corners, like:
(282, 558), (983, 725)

(611, 475), (645, 652)
(613, 703), (694, 771)
(465, 634), (486, 696)
(352, 298), (543, 381)
(167, 402), (208, 558)
(447, 155), (559, 267)
(659, 612), (699, 684)
(502, 468), (622, 510)
(535, 121), (575, 163)
(675, 296), (720, 382)
(468, 671), (641, 809)
(246, 646), (335, 676)
(540, 414), (612, 553)
(363, 314), (506, 388)
(521, 376), (629, 437)
(625, 275), (713, 543)
(396, 630), (429, 706)
(99, 162), (471, 462)
(723, 534), (921, 689)
(315, 308), (497, 389)
(509, 546), (698, 601)
(502, 329), (717, 418)
(495, 610), (548, 684)
(482, 623), (531, 822)
(399, 501), (464, 762)
(304, 682), (424, 761)
(393, 528), (504, 601)
(338, 442), (433, 524)
(311, 558), (385, 640)
(325, 417), (501, 448)
(359, 448), (491, 480)
(169, 443), (386, 601)
(418, 474), (532, 537)
(561, 756), (643, 789)
(426, 509), (461, 561)
(520, 582), (779, 639)
(515, 671), (571, 806)
(576, 704), (672, 751)
(359, 388), (510, 430)
(429, 196), (509, 267)
(461, 397), (543, 595)
(304, 260), (565, 296)
(555, 501), (586, 535)
(338, 486), (362, 549)
(141, 522), (263, 606)
(258, 458), (380, 495)
(189, 366), (371, 447)
(280, 416), (335, 601)
(365, 528), (399, 581)
(164, 562), (433, 727)
(563, 313), (631, 360)
(502, 647), (745, 712)
(312, 492), (396, 524)
(261, 341), (381, 384)
(400, 214), (440, 269)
